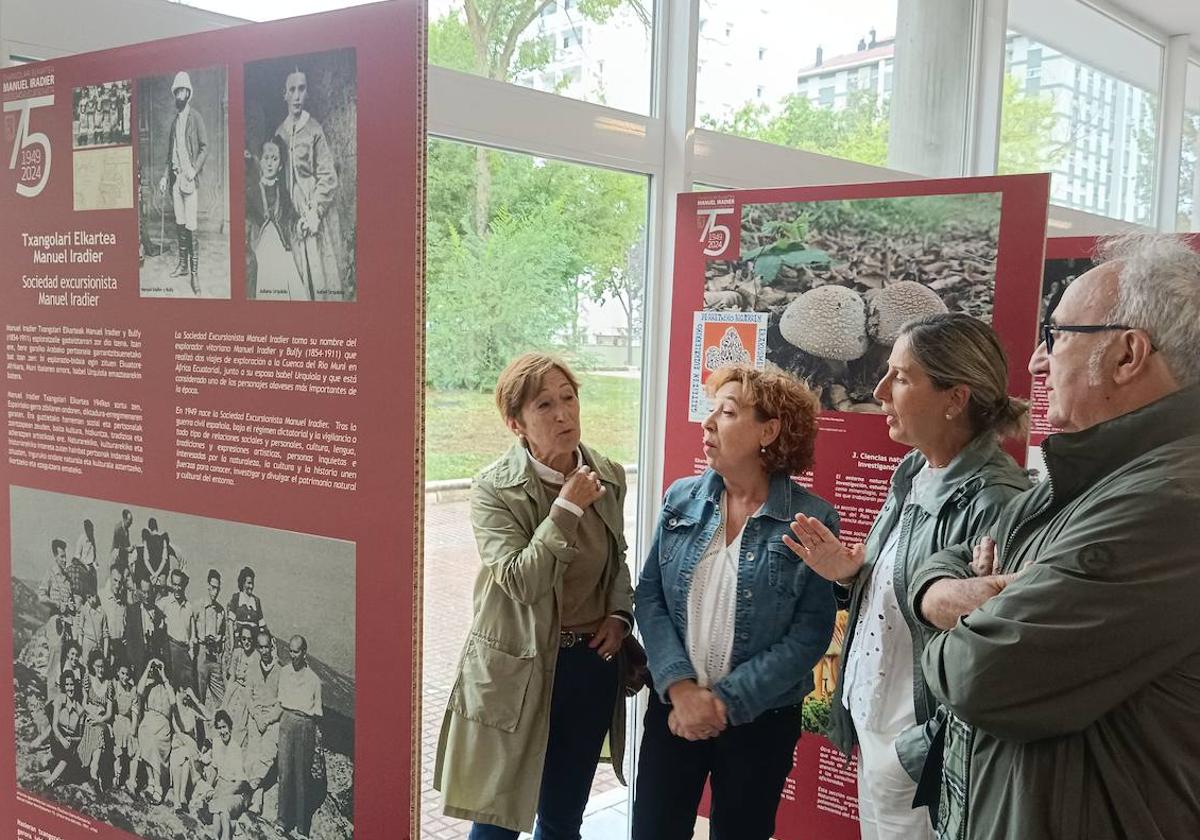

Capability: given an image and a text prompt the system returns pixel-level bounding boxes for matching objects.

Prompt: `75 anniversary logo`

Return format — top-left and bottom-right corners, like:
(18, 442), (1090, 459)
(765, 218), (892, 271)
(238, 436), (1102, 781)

(5, 93), (54, 198)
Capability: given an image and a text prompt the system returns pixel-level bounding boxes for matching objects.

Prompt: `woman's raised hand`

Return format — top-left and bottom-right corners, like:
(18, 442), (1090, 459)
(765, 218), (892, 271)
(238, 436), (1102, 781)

(783, 514), (866, 585)
(559, 465), (606, 510)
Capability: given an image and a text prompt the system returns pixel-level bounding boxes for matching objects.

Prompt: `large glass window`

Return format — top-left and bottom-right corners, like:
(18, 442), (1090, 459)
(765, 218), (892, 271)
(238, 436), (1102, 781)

(1179, 62), (1200, 232)
(176, 0), (378, 18)
(1002, 1), (1162, 225)
(696, 0), (898, 168)
(428, 0), (654, 114)
(423, 138), (647, 839)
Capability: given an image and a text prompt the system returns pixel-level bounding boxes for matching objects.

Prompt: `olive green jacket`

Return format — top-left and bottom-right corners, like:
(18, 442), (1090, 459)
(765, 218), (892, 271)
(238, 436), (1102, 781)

(915, 385), (1200, 840)
(433, 442), (634, 833)
(829, 433), (1030, 781)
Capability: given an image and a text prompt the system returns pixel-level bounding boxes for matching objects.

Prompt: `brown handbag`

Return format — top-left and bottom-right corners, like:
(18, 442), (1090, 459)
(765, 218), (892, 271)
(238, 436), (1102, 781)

(618, 635), (649, 697)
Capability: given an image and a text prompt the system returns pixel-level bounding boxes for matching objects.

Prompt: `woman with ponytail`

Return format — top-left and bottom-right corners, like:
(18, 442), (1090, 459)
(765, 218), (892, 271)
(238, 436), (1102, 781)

(784, 313), (1032, 840)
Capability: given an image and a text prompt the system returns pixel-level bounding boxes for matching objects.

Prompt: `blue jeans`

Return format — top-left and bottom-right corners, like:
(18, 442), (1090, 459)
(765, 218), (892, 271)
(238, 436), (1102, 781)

(469, 642), (618, 840)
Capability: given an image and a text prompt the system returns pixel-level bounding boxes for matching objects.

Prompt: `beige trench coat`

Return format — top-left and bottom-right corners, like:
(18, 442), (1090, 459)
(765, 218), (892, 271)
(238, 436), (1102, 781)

(433, 441), (634, 833)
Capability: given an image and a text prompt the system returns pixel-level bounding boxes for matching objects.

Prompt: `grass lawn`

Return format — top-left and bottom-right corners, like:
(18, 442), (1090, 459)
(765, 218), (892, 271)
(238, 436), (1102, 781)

(425, 373), (642, 482)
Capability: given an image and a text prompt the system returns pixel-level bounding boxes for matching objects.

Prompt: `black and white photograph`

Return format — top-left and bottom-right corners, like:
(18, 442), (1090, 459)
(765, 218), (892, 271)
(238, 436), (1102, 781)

(703, 193), (1003, 412)
(136, 66), (231, 299)
(244, 48), (357, 302)
(73, 81), (132, 149)
(11, 487), (356, 840)
(72, 80), (135, 212)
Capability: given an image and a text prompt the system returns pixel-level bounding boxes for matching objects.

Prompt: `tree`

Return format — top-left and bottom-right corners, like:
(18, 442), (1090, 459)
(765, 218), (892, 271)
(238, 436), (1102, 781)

(703, 74), (1063, 177)
(996, 75), (1067, 176)
(426, 139), (648, 387)
(431, 0), (643, 235)
(425, 2), (651, 389)
(426, 204), (579, 389)
(702, 91), (889, 167)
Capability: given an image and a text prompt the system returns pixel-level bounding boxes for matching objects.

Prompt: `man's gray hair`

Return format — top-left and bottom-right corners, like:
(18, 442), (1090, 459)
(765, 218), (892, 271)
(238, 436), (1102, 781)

(1095, 233), (1200, 387)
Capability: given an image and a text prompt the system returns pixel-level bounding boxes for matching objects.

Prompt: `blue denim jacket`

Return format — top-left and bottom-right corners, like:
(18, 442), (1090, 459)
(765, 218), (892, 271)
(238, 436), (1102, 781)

(634, 469), (839, 726)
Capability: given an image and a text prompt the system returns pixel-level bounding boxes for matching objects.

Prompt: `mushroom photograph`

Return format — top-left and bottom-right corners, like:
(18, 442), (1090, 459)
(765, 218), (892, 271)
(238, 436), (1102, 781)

(703, 192), (1002, 412)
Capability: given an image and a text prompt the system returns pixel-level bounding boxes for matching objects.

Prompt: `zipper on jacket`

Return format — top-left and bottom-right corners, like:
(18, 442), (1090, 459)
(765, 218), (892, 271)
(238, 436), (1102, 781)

(1002, 453), (1056, 567)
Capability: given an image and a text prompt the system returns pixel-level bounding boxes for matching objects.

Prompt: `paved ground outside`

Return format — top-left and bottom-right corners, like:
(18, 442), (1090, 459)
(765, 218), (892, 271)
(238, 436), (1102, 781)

(420, 480), (640, 840)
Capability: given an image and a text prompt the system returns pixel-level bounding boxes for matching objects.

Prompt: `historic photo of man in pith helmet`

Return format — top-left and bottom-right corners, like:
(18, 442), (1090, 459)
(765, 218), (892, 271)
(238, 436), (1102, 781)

(136, 67), (231, 299)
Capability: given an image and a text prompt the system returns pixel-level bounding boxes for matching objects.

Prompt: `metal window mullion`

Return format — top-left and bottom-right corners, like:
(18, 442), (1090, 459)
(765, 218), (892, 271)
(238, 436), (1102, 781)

(629, 0), (699, 828)
(966, 0), (1009, 176)
(1154, 35), (1189, 231)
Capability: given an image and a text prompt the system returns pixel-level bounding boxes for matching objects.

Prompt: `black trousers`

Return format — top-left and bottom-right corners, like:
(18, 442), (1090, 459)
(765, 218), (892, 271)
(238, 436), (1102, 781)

(632, 688), (802, 840)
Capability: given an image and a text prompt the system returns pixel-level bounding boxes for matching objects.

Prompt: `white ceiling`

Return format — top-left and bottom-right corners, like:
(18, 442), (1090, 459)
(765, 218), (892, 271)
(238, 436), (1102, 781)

(1105, 0), (1200, 53)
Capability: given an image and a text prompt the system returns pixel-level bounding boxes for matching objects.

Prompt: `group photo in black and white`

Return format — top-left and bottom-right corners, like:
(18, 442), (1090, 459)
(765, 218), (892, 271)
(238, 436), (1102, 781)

(243, 48), (358, 302)
(72, 81), (132, 149)
(10, 487), (357, 840)
(136, 65), (231, 299)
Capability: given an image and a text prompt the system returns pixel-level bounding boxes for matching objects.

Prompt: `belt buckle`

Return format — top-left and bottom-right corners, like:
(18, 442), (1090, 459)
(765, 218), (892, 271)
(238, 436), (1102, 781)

(559, 631), (578, 649)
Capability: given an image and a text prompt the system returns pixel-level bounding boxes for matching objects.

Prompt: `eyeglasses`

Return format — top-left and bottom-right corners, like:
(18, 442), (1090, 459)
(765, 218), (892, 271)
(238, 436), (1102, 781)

(1040, 322), (1152, 355)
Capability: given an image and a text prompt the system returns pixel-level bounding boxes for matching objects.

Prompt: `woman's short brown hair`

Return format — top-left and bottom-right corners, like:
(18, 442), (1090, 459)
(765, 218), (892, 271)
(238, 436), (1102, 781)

(706, 365), (820, 474)
(494, 352), (581, 422)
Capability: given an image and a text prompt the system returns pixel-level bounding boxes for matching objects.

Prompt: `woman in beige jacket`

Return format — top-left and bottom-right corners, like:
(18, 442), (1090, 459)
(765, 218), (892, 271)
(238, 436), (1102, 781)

(434, 352), (634, 838)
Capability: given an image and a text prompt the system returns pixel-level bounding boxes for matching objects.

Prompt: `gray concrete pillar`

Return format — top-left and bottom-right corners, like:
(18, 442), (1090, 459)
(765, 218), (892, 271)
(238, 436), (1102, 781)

(887, 0), (976, 177)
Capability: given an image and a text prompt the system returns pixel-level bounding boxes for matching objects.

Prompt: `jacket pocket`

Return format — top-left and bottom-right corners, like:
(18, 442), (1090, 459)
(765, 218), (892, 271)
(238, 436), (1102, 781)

(767, 545), (802, 595)
(658, 506), (699, 566)
(450, 634), (536, 733)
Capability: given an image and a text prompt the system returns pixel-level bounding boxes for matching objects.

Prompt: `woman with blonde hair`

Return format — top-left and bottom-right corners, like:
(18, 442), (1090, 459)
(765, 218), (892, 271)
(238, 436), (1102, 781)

(633, 364), (839, 840)
(435, 352), (633, 839)
(784, 313), (1031, 839)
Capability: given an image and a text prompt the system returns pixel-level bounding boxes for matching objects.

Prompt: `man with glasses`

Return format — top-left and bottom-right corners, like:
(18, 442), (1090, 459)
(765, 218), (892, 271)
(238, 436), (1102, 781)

(909, 233), (1200, 840)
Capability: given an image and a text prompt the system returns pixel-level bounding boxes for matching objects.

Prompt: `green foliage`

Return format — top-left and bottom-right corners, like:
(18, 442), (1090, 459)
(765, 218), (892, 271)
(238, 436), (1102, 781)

(427, 12), (477, 74)
(997, 75), (1067, 176)
(427, 136), (647, 388)
(801, 695), (832, 736)
(426, 204), (579, 390)
(743, 218), (832, 284)
(704, 92), (889, 168)
(705, 74), (1063, 179)
(425, 0), (651, 389)
(429, 0), (642, 82)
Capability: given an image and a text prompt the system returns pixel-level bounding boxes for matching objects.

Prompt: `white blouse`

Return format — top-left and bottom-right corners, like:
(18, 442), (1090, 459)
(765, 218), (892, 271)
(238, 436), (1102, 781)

(686, 494), (745, 688)
(842, 464), (943, 735)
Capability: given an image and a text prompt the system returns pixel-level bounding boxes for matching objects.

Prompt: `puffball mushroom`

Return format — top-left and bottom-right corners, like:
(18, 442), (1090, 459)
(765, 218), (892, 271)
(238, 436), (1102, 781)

(779, 285), (870, 363)
(867, 280), (949, 345)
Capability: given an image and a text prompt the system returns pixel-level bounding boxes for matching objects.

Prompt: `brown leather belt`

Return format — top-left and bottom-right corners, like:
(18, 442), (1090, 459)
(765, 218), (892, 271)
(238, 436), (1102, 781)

(559, 630), (596, 648)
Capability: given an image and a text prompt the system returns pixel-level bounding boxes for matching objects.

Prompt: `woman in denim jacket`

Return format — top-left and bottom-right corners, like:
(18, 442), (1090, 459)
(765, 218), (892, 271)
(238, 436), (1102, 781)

(785, 314), (1030, 840)
(632, 365), (838, 840)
